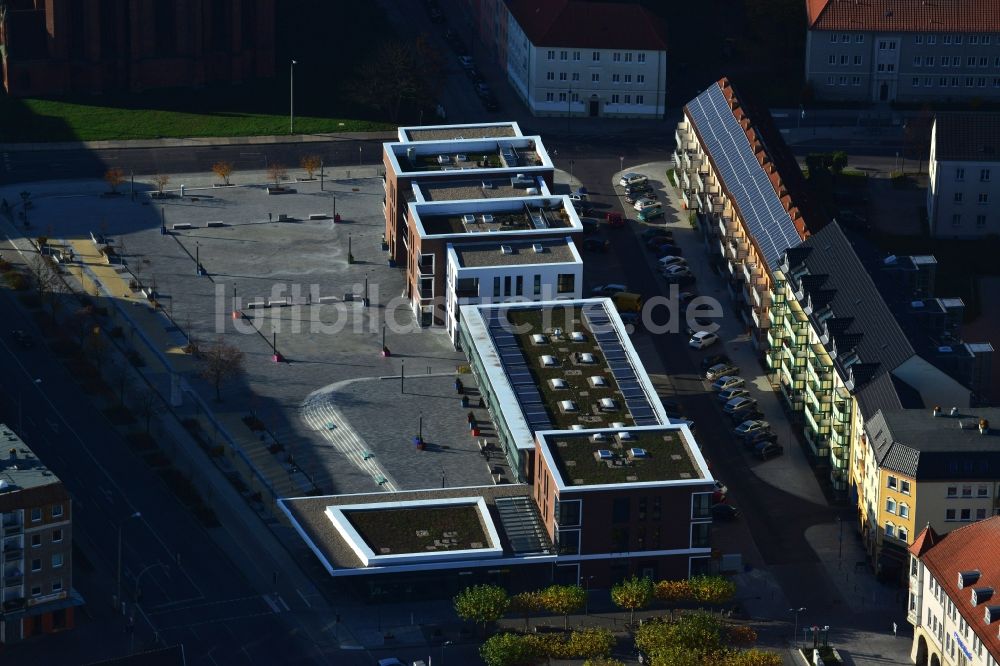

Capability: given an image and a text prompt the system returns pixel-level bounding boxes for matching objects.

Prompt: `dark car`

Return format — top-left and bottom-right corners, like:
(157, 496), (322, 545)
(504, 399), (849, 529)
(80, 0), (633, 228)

(624, 184), (652, 197)
(582, 238), (610, 252)
(654, 244), (684, 257)
(11, 329), (33, 348)
(660, 399), (684, 419)
(711, 504), (740, 521)
(744, 432), (778, 451)
(755, 441), (784, 460)
(730, 408), (764, 424)
(581, 219), (600, 235)
(481, 95), (499, 111)
(428, 6), (444, 22)
(475, 82), (492, 98)
(701, 354), (732, 373)
(466, 67), (483, 82)
(646, 236), (675, 250)
(662, 273), (696, 286)
(641, 227), (671, 242)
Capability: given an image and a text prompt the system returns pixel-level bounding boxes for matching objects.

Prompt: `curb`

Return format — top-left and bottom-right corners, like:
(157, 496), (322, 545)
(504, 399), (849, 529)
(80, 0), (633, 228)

(0, 130), (398, 152)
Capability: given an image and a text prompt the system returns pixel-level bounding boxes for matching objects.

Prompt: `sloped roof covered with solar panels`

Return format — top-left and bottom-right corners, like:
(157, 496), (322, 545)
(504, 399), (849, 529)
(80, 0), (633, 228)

(685, 80), (808, 270)
(459, 299), (669, 450)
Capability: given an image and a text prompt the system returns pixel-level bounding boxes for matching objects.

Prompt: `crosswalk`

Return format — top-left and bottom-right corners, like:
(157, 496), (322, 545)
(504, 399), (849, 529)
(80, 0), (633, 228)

(300, 386), (398, 491)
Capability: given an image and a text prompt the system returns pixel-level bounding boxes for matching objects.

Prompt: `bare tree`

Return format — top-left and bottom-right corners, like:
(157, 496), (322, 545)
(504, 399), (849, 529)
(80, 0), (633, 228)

(300, 155), (321, 180)
(69, 305), (96, 345)
(267, 163), (288, 189)
(134, 384), (160, 434)
(151, 173), (171, 196)
(85, 328), (109, 367)
(104, 167), (126, 193)
(27, 254), (61, 316)
(200, 337), (245, 401)
(350, 36), (446, 122)
(212, 160), (234, 186)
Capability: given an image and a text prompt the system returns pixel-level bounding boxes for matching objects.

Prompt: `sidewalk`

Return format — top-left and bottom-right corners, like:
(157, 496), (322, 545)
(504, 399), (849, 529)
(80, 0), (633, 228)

(0, 129), (397, 152)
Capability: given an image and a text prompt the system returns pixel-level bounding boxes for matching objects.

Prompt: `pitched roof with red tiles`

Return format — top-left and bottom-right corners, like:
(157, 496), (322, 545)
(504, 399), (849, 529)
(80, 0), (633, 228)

(908, 524), (941, 558)
(505, 0), (668, 51)
(917, 516), (1000, 661)
(807, 0), (1000, 32)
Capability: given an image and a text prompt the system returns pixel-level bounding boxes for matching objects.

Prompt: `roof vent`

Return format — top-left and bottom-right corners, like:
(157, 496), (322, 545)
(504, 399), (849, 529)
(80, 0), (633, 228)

(482, 214), (494, 224)
(972, 587), (994, 606)
(482, 180), (495, 190)
(570, 424), (585, 430)
(591, 433), (607, 442)
(628, 447), (648, 458)
(531, 334), (548, 345)
(618, 431), (636, 442)
(598, 397), (618, 411)
(596, 449), (614, 460)
(884, 255), (898, 265)
(437, 154), (450, 165)
(8, 448), (15, 460)
(500, 244), (514, 255)
(938, 346), (953, 353)
(549, 378), (567, 389)
(577, 352), (596, 364)
(532, 243), (545, 254)
(540, 355), (558, 367)
(588, 376), (608, 388)
(959, 570), (981, 589)
(611, 422), (626, 428)
(912, 300), (925, 308)
(570, 331), (586, 342)
(455, 153), (468, 162)
(462, 214), (476, 225)
(951, 406), (960, 416)
(559, 400), (578, 413)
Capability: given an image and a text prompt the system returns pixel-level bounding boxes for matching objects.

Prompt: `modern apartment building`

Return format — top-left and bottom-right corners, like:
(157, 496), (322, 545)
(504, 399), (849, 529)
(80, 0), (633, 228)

(0, 0), (275, 96)
(804, 0), (1000, 103)
(907, 517), (1000, 666)
(466, 0), (667, 118)
(928, 113), (1000, 238)
(676, 77), (819, 351)
(862, 407), (1000, 581)
(279, 301), (715, 592)
(0, 426), (78, 643)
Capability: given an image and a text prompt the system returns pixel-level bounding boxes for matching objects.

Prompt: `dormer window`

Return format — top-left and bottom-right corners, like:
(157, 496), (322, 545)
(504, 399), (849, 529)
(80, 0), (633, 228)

(972, 587), (994, 606)
(959, 570), (981, 589)
(984, 604), (1000, 624)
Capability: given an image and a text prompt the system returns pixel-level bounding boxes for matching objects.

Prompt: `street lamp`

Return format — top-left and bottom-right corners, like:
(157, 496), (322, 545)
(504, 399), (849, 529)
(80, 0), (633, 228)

(583, 575), (595, 615)
(441, 640), (453, 665)
(789, 607), (806, 645)
(619, 155), (624, 175)
(116, 511), (142, 612)
(290, 60), (297, 134)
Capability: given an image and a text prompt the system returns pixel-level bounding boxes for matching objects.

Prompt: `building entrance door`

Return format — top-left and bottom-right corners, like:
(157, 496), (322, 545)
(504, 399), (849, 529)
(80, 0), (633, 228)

(879, 82), (889, 101)
(589, 99), (599, 116)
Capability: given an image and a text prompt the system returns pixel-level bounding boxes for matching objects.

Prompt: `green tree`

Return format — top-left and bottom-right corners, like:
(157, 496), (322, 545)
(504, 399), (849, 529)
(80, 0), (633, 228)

(539, 584), (586, 630)
(454, 584), (509, 635)
(509, 590), (543, 631)
(830, 151), (848, 174)
(567, 627), (616, 659)
(584, 659), (626, 666)
(689, 575), (736, 605)
(611, 576), (653, 626)
(479, 632), (543, 666)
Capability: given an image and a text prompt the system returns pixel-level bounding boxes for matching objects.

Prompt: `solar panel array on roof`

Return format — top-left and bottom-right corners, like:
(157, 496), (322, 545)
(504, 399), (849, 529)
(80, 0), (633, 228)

(686, 83), (803, 269)
(486, 310), (553, 431)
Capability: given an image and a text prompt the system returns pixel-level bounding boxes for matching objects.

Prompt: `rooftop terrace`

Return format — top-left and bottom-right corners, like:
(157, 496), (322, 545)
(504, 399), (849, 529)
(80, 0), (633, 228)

(418, 178), (547, 203)
(402, 125), (520, 142)
(346, 504), (491, 555)
(420, 200), (573, 235)
(453, 238), (578, 268)
(393, 140), (543, 174)
(540, 428), (702, 488)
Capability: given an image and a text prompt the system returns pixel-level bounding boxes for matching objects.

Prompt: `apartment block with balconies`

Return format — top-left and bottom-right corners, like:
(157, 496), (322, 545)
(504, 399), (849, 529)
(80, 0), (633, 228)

(0, 426), (78, 644)
(927, 113), (1000, 239)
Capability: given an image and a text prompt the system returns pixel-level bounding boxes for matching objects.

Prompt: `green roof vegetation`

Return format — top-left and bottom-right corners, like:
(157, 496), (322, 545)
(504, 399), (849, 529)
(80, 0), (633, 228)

(346, 505), (490, 555)
(545, 430), (700, 486)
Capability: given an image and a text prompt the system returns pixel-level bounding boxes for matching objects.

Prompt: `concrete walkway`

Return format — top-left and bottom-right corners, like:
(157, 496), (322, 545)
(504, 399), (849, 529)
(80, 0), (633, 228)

(0, 129), (397, 152)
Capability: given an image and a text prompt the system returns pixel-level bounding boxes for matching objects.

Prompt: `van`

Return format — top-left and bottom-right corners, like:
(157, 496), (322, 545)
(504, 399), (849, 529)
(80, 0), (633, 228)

(619, 172), (648, 188)
(612, 291), (642, 313)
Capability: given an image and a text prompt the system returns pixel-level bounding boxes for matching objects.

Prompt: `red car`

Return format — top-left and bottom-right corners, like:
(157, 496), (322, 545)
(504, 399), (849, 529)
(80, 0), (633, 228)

(605, 212), (625, 228)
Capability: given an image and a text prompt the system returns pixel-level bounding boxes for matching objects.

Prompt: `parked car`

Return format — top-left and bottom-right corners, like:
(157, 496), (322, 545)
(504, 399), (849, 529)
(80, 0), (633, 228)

(625, 192), (647, 205)
(444, 29), (468, 55)
(717, 388), (750, 404)
(730, 408), (764, 424)
(458, 55), (474, 69)
(711, 375), (744, 392)
(11, 329), (33, 348)
(733, 419), (770, 438)
(481, 95), (499, 111)
(701, 354), (731, 372)
(744, 432), (778, 451)
(655, 244), (684, 258)
(638, 208), (665, 223)
(619, 172), (648, 188)
(466, 67), (483, 82)
(712, 503), (740, 520)
(625, 181), (652, 194)
(475, 82), (492, 98)
(706, 363), (740, 381)
(689, 331), (719, 349)
(724, 396), (758, 415)
(658, 256), (687, 271)
(633, 198), (660, 212)
(646, 236), (674, 250)
(642, 227), (672, 242)
(569, 192), (588, 203)
(582, 238), (610, 252)
(591, 283), (628, 297)
(754, 441), (784, 460)
(581, 219), (600, 235)
(663, 272), (696, 286)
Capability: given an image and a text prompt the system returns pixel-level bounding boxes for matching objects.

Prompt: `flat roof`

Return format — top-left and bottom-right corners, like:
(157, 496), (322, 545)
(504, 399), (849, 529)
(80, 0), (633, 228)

(399, 122), (522, 142)
(0, 425), (63, 493)
(416, 197), (576, 236)
(459, 300), (668, 450)
(279, 485), (556, 576)
(537, 425), (712, 491)
(452, 238), (579, 268)
(418, 177), (550, 203)
(384, 136), (553, 177)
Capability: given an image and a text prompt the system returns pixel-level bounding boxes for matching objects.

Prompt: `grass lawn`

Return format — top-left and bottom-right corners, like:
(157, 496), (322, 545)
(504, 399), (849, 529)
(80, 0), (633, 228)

(347, 506), (490, 554)
(547, 431), (698, 486)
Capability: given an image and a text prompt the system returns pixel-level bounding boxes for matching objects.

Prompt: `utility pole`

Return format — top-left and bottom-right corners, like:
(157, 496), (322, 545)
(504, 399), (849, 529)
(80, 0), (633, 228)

(290, 60), (297, 134)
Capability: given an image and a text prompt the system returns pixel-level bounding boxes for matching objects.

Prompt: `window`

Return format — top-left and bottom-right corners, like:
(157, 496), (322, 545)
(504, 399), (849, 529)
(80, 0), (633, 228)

(925, 77), (933, 87)
(636, 74), (645, 83)
(831, 33), (838, 43)
(955, 34), (963, 44)
(954, 192), (964, 203)
(624, 52), (633, 62)
(977, 192), (988, 204)
(839, 76), (848, 85)
(52, 552), (63, 568)
(623, 94), (631, 103)
(944, 35), (953, 45)
(956, 167), (965, 180)
(976, 508), (987, 520)
(52, 529), (62, 543)
(914, 56), (922, 67)
(940, 76), (949, 86)
(624, 74), (632, 83)
(899, 503), (910, 519)
(636, 95), (644, 104)
(571, 72), (579, 81)
(612, 73), (620, 83)
(492, 276), (501, 298)
(613, 52), (621, 62)
(978, 77), (987, 87)
(852, 76), (861, 86)
(591, 73), (600, 82)
(51, 580), (62, 592)
(30, 533), (41, 547)
(854, 55), (862, 65)
(547, 50), (555, 60)
(977, 485), (989, 497)
(573, 51), (580, 61)
(30, 508), (41, 522)
(888, 476), (898, 489)
(890, 40), (896, 49)
(557, 528), (580, 554)
(952, 56), (960, 66)
(841, 55), (849, 65)
(879, 40), (887, 50)
(856, 34), (864, 43)
(971, 35), (980, 44)
(610, 93), (620, 103)
(514, 275), (523, 297)
(557, 91), (566, 102)
(952, 214), (962, 227)
(592, 51), (600, 61)
(926, 56), (934, 66)
(899, 527), (908, 542)
(612, 497), (630, 523)
(966, 76), (975, 87)
(885, 522), (895, 538)
(901, 480), (911, 494)
(878, 63), (886, 72)
(947, 486), (958, 497)
(976, 214), (987, 228)
(928, 35), (936, 44)
(841, 33), (850, 43)
(961, 508), (972, 521)
(947, 509), (957, 520)
(969, 56), (977, 66)
(556, 499), (581, 527)
(558, 72), (567, 81)
(887, 64), (895, 72)
(31, 585), (41, 597)
(559, 50), (567, 60)
(546, 71), (554, 81)
(912, 77), (920, 86)
(533, 275), (541, 297)
(980, 57), (989, 67)
(981, 168), (991, 182)
(691, 522), (710, 548)
(31, 558), (41, 572)
(886, 497), (897, 514)
(985, 36), (992, 45)
(556, 274), (575, 294)
(827, 76), (835, 86)
(915, 35), (924, 44)
(545, 92), (554, 102)
(51, 505), (63, 518)
(994, 78), (1000, 88)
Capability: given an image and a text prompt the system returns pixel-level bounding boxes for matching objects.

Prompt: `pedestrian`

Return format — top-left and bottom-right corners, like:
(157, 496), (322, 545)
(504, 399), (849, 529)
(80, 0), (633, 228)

(892, 621), (897, 638)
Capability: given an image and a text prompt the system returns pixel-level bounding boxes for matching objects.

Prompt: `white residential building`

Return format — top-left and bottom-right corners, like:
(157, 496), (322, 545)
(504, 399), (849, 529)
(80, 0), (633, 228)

(501, 0), (667, 119)
(908, 518), (1000, 666)
(928, 113), (1000, 238)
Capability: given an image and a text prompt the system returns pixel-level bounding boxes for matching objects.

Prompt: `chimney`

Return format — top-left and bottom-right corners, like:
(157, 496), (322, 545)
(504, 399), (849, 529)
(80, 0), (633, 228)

(951, 406), (959, 416)
(980, 418), (989, 435)
(8, 448), (15, 461)
(933, 405), (941, 417)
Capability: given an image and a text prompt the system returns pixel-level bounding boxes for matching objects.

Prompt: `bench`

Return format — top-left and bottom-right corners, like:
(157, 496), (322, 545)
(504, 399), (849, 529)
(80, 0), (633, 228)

(246, 301), (267, 309)
(171, 223), (193, 230)
(308, 213), (328, 220)
(268, 298), (289, 307)
(317, 296), (338, 304)
(206, 221), (225, 228)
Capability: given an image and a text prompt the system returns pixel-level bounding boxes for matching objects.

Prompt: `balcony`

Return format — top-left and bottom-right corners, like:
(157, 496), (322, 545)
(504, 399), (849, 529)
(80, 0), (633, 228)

(766, 328), (784, 351)
(418, 260), (434, 276)
(707, 192), (725, 214)
(766, 347), (785, 371)
(768, 307), (785, 330)
(781, 350), (807, 383)
(681, 151), (702, 171)
(681, 190), (699, 211)
(779, 381), (804, 410)
(804, 402), (831, 435)
(805, 381), (832, 412)
(831, 421), (849, 447)
(725, 236), (748, 262)
(693, 191), (704, 210)
(694, 171), (709, 192)
(3, 570), (23, 586)
(717, 216), (737, 239)
(681, 170), (692, 190)
(2, 522), (22, 536)
(832, 386), (852, 423)
(2, 544), (22, 560)
(751, 281), (770, 309)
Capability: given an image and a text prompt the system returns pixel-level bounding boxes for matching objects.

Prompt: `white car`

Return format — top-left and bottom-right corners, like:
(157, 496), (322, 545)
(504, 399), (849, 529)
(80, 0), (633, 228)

(688, 330), (719, 349)
(661, 264), (693, 277)
(658, 256), (687, 270)
(591, 283), (628, 297)
(568, 192), (588, 202)
(619, 172), (647, 187)
(633, 199), (659, 212)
